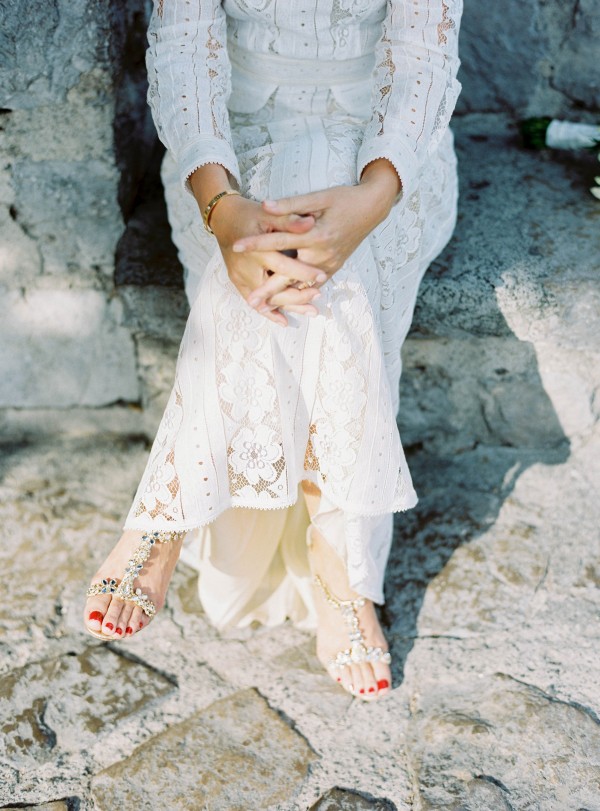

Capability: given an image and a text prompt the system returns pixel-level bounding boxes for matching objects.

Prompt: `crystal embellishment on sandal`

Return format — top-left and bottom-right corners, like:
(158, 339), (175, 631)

(86, 530), (185, 618)
(314, 574), (392, 669)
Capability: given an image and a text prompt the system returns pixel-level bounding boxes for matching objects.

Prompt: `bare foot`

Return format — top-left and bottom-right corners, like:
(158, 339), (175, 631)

(308, 523), (392, 701)
(84, 529), (184, 640)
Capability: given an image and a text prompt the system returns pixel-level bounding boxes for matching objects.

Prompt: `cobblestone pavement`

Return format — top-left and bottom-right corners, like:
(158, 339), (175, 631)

(1, 427), (598, 810)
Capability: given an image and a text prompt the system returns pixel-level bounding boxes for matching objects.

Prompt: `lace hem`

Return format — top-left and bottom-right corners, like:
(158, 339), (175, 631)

(123, 480), (418, 534)
(179, 136), (242, 196)
(356, 134), (421, 203)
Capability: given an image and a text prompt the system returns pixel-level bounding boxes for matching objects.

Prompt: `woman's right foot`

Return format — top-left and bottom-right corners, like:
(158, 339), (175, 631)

(84, 529), (184, 640)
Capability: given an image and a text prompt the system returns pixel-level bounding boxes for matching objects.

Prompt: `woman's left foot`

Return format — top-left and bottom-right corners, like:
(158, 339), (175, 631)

(308, 526), (392, 701)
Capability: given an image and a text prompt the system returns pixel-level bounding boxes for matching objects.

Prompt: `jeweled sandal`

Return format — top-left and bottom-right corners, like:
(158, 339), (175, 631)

(86, 530), (185, 641)
(314, 574), (392, 670)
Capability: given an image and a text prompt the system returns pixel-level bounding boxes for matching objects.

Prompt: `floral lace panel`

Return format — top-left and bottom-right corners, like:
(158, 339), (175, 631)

(134, 387), (184, 522)
(214, 273), (289, 504)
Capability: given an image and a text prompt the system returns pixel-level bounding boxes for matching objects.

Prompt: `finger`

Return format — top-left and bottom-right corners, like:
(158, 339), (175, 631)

(249, 275), (320, 308)
(279, 303), (319, 317)
(262, 191), (329, 217)
(233, 230), (314, 254)
(266, 213), (316, 233)
(259, 251), (327, 285)
(259, 304), (288, 327)
(269, 287), (322, 309)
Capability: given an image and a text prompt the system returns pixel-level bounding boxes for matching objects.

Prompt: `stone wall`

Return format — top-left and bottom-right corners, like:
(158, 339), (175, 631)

(0, 0), (598, 450)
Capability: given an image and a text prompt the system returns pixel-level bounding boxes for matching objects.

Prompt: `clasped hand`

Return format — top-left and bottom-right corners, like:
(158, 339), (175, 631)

(211, 174), (397, 327)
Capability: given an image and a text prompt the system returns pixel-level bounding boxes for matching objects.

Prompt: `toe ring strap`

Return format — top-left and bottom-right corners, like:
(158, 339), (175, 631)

(86, 530), (185, 619)
(86, 579), (157, 618)
(329, 646), (392, 670)
(314, 574), (392, 671)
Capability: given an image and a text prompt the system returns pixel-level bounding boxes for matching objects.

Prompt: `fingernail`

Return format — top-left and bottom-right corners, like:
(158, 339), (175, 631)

(264, 199), (277, 207)
(259, 306), (271, 313)
(248, 297), (259, 307)
(126, 626), (133, 635)
(377, 679), (390, 690)
(115, 627), (123, 636)
(232, 244), (244, 252)
(368, 686), (376, 693)
(312, 292), (322, 300)
(105, 622), (114, 631)
(316, 273), (328, 283)
(88, 611), (103, 623)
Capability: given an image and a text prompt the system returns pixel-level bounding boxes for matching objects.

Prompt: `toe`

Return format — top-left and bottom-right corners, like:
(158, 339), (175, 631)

(135, 608), (151, 634)
(359, 662), (378, 700)
(119, 602), (135, 639)
(128, 606), (145, 635)
(372, 659), (392, 697)
(85, 595), (110, 634)
(339, 666), (357, 697)
(348, 664), (365, 698)
(102, 596), (124, 637)
(327, 665), (344, 688)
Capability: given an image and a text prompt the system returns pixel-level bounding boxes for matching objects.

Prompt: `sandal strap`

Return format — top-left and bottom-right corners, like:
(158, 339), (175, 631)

(86, 530), (185, 618)
(313, 574), (392, 669)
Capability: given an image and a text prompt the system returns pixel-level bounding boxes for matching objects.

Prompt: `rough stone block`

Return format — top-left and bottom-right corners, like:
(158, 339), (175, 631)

(404, 115), (600, 452)
(2, 803), (71, 811)
(0, 288), (139, 407)
(405, 673), (600, 810)
(0, 0), (109, 109)
(11, 160), (122, 276)
(0, 648), (175, 770)
(310, 789), (396, 810)
(90, 688), (317, 810)
(456, 0), (596, 117)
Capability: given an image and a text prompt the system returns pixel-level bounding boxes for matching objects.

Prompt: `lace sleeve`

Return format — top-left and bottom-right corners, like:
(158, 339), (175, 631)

(357, 0), (463, 202)
(146, 0), (241, 194)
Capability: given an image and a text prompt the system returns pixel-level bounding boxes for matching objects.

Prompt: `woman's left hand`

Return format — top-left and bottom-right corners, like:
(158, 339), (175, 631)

(233, 160), (401, 313)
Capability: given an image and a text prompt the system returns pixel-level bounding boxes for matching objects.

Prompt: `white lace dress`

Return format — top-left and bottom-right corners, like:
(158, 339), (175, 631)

(123, 0), (463, 629)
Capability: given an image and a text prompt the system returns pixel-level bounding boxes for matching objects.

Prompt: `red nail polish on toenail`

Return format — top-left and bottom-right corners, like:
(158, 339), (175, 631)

(105, 623), (114, 630)
(115, 627), (123, 635)
(359, 688), (365, 694)
(337, 677), (342, 682)
(139, 621), (144, 629)
(368, 686), (376, 693)
(377, 679), (390, 690)
(89, 611), (103, 623)
(126, 627), (133, 635)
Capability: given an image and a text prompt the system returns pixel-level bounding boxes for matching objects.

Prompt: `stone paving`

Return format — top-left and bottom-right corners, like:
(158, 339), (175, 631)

(1, 421), (598, 809)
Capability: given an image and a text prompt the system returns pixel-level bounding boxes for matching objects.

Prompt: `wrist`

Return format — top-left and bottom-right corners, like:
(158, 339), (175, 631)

(189, 163), (237, 212)
(359, 158), (402, 218)
(209, 194), (251, 243)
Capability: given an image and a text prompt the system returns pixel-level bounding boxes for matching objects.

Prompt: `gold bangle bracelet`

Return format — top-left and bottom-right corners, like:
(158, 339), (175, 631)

(202, 189), (242, 235)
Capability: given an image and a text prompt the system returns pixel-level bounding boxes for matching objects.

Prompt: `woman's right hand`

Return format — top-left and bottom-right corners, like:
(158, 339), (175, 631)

(208, 194), (326, 327)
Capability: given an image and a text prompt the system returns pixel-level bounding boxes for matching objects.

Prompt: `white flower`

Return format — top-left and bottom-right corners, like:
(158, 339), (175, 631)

(220, 361), (275, 422)
(143, 459), (176, 509)
(311, 420), (357, 482)
(321, 362), (366, 417)
(217, 303), (262, 361)
(229, 425), (282, 485)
